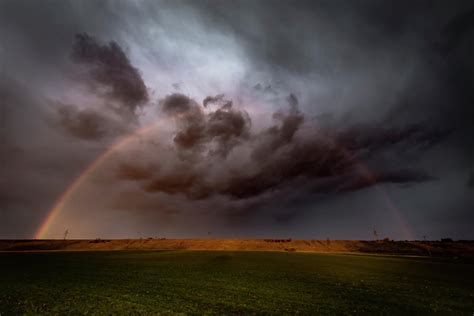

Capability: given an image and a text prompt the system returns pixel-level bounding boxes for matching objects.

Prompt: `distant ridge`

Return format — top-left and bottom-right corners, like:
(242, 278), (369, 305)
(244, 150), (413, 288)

(1, 239), (473, 258)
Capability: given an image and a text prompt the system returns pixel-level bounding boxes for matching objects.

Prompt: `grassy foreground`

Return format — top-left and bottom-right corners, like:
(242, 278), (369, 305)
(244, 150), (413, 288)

(0, 251), (473, 315)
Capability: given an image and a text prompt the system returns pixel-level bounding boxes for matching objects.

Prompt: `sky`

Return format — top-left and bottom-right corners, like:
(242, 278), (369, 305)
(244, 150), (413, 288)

(0, 0), (473, 240)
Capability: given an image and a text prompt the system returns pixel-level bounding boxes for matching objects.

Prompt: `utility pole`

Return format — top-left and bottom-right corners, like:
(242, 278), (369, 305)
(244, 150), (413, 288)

(372, 227), (379, 241)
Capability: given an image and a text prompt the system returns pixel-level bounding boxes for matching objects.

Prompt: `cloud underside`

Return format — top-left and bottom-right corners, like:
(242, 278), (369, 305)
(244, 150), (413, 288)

(116, 92), (443, 202)
(53, 33), (149, 141)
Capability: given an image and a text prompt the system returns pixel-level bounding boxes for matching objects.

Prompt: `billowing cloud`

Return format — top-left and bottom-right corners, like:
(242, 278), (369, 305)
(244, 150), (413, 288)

(50, 33), (150, 141)
(71, 33), (149, 113)
(203, 94), (225, 108)
(160, 93), (251, 158)
(117, 93), (442, 206)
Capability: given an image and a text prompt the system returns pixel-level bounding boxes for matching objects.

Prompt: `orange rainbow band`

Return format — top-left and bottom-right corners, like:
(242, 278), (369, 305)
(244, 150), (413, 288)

(335, 144), (414, 240)
(353, 162), (415, 240)
(34, 122), (160, 239)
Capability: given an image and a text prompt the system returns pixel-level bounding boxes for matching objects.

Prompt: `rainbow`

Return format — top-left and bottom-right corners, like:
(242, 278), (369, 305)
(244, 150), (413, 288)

(35, 123), (415, 240)
(353, 163), (415, 240)
(34, 122), (160, 239)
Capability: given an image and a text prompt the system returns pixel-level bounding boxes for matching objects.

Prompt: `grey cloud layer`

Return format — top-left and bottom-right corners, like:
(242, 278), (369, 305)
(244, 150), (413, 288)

(1, 0), (473, 239)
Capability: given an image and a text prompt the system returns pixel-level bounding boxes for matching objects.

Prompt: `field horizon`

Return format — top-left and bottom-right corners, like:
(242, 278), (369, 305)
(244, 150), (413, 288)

(2, 238), (474, 259)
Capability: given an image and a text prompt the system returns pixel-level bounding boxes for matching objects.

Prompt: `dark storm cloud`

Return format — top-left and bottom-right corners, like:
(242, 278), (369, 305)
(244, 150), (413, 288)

(252, 94), (303, 161)
(218, 127), (442, 200)
(202, 94), (225, 108)
(119, 93), (444, 203)
(160, 93), (206, 152)
(50, 33), (150, 141)
(160, 93), (251, 157)
(206, 98), (251, 157)
(161, 93), (200, 116)
(71, 33), (149, 112)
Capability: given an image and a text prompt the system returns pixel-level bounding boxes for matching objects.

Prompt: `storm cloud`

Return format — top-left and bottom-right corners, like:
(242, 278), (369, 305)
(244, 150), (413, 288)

(71, 33), (149, 110)
(1, 0), (473, 239)
(50, 33), (150, 141)
(160, 93), (251, 158)
(117, 93), (442, 204)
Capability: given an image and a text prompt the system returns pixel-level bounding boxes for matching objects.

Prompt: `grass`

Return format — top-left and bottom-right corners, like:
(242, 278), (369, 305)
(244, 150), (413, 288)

(0, 251), (473, 315)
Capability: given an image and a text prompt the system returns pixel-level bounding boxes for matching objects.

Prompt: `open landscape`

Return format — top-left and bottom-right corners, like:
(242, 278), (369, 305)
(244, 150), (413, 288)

(1, 248), (473, 315)
(3, 0), (474, 314)
(1, 240), (474, 315)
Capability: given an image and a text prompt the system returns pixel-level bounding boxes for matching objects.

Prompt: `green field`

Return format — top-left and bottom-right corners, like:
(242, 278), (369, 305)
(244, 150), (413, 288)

(0, 251), (473, 315)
